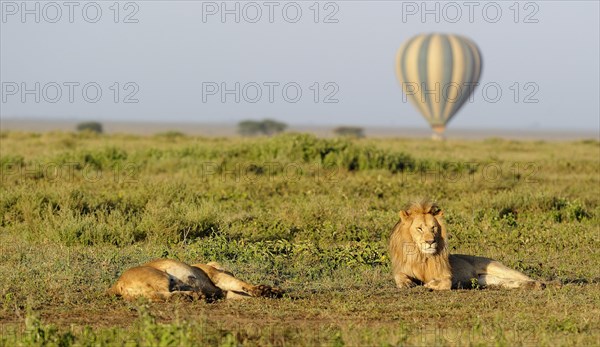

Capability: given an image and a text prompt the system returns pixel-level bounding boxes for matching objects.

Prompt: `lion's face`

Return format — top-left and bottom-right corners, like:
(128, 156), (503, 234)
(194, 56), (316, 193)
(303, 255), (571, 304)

(402, 212), (445, 255)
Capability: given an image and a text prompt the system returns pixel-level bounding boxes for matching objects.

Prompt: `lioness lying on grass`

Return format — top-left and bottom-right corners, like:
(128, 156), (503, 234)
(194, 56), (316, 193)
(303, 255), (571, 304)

(389, 201), (544, 290)
(108, 259), (283, 302)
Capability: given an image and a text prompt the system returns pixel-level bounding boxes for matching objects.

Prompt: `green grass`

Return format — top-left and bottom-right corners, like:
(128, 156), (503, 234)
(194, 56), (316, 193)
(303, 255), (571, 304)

(1, 131), (599, 346)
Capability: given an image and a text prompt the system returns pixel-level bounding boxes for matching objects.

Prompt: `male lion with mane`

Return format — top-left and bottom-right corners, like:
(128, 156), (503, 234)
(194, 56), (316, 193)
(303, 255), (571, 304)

(108, 259), (283, 302)
(389, 200), (544, 290)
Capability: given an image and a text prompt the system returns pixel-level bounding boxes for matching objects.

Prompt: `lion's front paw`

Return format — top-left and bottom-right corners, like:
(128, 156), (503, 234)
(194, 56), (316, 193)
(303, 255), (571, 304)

(521, 281), (546, 290)
(424, 279), (451, 290)
(248, 284), (284, 298)
(395, 281), (416, 289)
(394, 274), (416, 289)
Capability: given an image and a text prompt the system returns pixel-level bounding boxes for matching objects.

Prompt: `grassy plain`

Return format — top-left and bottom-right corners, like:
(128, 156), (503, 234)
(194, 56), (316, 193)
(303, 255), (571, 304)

(0, 131), (599, 346)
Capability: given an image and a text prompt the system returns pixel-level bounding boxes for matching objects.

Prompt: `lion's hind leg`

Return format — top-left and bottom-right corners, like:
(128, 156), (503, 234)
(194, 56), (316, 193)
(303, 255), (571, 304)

(477, 274), (544, 289)
(475, 257), (544, 289)
(450, 255), (543, 289)
(193, 263), (283, 299)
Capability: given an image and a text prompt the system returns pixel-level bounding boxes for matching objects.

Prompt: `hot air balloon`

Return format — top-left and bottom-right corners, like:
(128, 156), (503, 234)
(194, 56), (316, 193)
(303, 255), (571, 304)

(396, 33), (482, 139)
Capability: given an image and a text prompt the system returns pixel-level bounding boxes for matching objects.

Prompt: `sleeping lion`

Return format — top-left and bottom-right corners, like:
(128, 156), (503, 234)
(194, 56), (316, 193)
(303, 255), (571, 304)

(389, 201), (544, 290)
(108, 259), (283, 302)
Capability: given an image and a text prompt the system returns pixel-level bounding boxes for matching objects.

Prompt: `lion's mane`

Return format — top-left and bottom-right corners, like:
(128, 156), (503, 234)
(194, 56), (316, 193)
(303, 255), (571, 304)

(389, 200), (451, 285)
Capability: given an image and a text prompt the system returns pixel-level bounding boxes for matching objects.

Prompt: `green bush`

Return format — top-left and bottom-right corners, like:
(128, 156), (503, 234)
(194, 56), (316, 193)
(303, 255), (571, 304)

(333, 126), (365, 138)
(238, 119), (287, 136)
(76, 121), (103, 133)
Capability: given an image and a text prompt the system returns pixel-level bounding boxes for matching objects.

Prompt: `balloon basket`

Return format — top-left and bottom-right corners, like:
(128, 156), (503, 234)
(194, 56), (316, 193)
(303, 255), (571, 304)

(431, 132), (445, 141)
(431, 126), (446, 141)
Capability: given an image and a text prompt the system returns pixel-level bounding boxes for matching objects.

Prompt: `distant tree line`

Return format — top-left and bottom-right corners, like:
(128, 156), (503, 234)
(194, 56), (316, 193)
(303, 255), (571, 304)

(238, 119), (287, 136)
(76, 121), (103, 133)
(333, 126), (364, 138)
(74, 120), (367, 139)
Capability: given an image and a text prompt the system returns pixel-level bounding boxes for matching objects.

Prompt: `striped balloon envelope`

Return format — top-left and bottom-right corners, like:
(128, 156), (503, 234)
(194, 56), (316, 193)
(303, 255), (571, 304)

(396, 33), (482, 139)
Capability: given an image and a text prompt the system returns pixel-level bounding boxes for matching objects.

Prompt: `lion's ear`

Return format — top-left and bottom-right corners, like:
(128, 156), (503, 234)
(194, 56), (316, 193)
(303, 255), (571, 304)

(399, 210), (410, 222)
(433, 209), (444, 218)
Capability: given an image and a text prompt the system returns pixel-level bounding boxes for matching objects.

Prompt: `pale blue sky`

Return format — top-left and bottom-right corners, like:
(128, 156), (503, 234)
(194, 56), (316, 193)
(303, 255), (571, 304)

(1, 1), (599, 131)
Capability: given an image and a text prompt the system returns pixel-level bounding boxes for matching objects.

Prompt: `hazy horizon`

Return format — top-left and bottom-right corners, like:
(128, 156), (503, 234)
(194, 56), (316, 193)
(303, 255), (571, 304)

(2, 117), (597, 142)
(1, 115), (598, 132)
